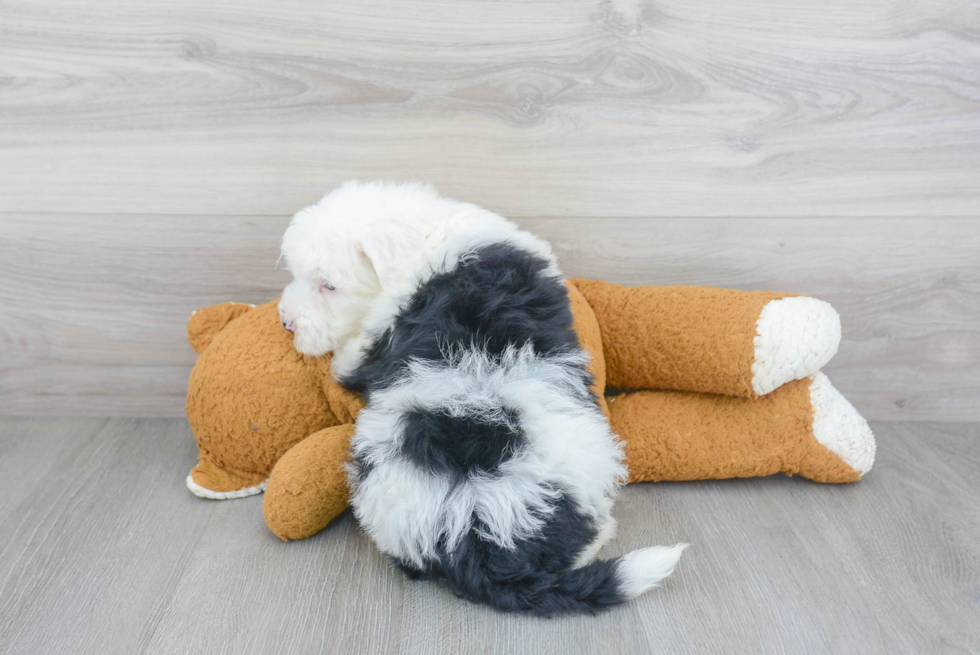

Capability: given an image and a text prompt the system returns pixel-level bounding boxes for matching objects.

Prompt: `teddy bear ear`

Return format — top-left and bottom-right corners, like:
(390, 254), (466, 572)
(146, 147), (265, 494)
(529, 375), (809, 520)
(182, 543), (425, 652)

(186, 302), (256, 353)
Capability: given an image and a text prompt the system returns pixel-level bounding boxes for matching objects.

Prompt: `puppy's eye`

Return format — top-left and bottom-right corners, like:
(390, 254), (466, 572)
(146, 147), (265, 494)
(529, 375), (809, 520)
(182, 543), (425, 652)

(320, 281), (336, 292)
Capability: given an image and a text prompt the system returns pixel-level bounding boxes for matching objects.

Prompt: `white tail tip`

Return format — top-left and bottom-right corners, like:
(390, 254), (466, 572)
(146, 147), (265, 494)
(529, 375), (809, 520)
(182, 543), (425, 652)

(617, 543), (689, 598)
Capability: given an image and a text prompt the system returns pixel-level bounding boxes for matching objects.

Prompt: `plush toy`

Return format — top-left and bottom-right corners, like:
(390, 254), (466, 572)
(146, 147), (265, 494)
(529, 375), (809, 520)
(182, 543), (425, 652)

(185, 280), (875, 541)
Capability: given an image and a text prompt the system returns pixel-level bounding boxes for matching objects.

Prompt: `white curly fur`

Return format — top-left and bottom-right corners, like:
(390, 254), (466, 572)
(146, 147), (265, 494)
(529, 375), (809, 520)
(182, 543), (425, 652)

(278, 180), (686, 612)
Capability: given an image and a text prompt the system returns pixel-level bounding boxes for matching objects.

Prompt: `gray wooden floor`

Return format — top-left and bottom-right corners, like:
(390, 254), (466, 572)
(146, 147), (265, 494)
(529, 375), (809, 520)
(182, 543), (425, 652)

(1, 417), (976, 654)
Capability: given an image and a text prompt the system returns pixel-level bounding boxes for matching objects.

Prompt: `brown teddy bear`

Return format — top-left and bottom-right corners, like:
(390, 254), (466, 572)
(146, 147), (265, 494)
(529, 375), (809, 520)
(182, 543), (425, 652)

(185, 280), (875, 541)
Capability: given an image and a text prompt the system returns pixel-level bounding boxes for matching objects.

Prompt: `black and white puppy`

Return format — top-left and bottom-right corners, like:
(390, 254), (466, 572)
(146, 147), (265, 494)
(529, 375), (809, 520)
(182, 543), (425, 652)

(278, 181), (686, 615)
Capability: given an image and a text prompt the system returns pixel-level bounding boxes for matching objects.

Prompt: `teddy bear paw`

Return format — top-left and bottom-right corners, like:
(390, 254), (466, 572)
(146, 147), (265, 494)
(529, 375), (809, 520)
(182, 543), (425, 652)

(808, 372), (876, 476)
(752, 297), (841, 395)
(186, 474), (267, 499)
(187, 473), (269, 500)
(187, 475), (269, 500)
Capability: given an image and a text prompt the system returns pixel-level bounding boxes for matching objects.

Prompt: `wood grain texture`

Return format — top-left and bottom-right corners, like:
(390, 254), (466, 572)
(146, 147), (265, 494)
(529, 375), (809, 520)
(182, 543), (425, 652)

(1, 0), (979, 217)
(2, 0), (979, 419)
(0, 417), (977, 654)
(2, 214), (977, 420)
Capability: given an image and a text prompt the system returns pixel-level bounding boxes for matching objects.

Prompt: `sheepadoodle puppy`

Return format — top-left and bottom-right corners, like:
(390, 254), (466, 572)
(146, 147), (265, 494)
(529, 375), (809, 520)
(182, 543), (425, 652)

(278, 181), (686, 615)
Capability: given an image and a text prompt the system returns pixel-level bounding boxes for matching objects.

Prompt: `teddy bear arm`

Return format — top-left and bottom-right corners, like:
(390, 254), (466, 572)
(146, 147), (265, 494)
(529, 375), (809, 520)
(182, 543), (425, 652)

(264, 424), (357, 541)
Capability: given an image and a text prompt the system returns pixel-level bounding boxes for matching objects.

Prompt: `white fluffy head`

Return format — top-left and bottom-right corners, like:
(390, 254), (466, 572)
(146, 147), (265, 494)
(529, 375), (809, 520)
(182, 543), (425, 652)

(278, 180), (561, 364)
(278, 181), (448, 356)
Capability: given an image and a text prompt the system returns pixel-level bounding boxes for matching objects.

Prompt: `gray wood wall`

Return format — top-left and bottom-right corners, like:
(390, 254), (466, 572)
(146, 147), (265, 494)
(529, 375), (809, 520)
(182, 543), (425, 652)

(2, 0), (978, 420)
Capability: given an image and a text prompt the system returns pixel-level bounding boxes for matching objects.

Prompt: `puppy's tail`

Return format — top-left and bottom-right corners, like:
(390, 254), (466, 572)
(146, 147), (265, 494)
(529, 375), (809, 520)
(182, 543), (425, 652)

(449, 543), (688, 616)
(615, 544), (689, 598)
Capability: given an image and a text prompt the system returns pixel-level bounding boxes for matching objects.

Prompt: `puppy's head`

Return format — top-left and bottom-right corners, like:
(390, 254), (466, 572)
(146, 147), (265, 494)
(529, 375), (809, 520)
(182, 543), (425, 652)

(278, 182), (436, 356)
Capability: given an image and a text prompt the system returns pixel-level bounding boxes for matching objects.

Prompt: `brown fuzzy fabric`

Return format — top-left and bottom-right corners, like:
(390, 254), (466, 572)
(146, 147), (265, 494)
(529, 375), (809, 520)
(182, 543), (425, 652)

(186, 301), (338, 492)
(184, 280), (862, 542)
(187, 302), (255, 354)
(608, 379), (860, 484)
(566, 281), (610, 418)
(571, 279), (793, 397)
(263, 424), (356, 541)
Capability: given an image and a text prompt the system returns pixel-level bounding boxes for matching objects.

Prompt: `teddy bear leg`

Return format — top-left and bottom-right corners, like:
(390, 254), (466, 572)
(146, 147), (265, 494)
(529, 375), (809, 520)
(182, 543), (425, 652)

(570, 279), (840, 398)
(607, 376), (874, 484)
(263, 424), (356, 541)
(187, 456), (268, 500)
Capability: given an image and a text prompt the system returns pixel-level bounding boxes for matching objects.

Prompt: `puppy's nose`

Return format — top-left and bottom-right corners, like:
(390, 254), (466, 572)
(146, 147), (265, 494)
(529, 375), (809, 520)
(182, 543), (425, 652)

(282, 318), (296, 334)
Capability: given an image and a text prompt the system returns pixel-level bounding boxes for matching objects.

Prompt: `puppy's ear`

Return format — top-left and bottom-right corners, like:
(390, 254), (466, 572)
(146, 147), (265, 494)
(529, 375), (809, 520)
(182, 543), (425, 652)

(358, 219), (424, 280)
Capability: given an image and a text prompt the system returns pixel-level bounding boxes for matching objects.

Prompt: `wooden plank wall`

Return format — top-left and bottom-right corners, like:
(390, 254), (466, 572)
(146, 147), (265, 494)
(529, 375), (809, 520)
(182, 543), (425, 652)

(1, 0), (978, 419)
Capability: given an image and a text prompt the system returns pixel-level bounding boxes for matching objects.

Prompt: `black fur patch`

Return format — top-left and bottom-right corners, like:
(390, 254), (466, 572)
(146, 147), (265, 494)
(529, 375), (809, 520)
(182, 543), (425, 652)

(341, 243), (581, 394)
(397, 492), (626, 616)
(400, 407), (525, 478)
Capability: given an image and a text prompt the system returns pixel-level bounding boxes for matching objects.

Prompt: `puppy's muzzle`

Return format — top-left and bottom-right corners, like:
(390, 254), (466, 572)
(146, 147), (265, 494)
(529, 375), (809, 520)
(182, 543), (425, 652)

(282, 318), (296, 334)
